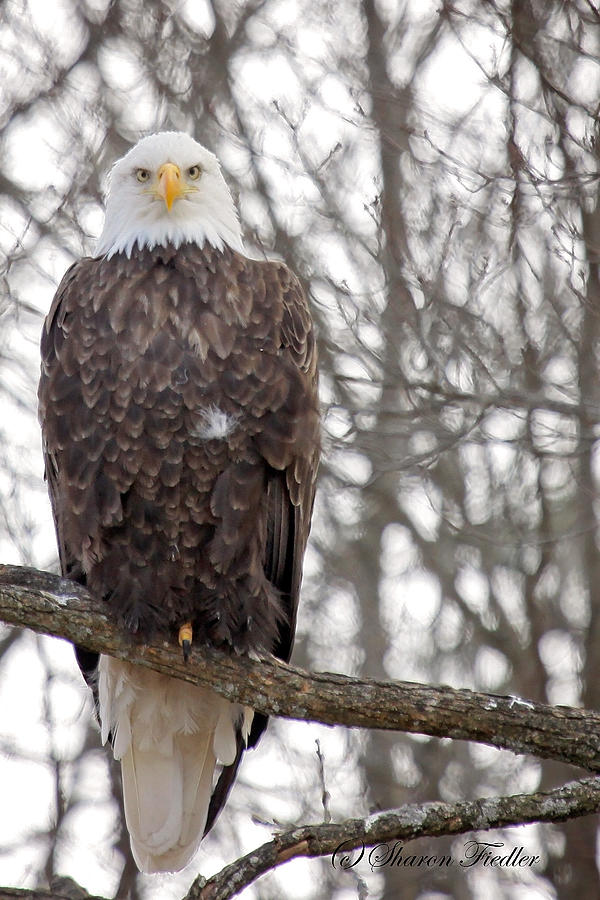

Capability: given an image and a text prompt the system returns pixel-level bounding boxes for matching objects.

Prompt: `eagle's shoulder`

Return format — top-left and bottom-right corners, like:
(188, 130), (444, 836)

(220, 247), (317, 376)
(41, 254), (125, 355)
(42, 258), (90, 334)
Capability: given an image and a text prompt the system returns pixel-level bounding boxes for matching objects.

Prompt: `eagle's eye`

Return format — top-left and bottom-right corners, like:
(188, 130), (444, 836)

(187, 165), (201, 180)
(136, 168), (151, 183)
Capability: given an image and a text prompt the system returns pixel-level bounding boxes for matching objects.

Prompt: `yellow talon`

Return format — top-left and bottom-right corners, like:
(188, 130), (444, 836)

(178, 622), (193, 662)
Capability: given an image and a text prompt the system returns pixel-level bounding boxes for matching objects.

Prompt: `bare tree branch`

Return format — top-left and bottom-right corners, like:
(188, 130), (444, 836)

(5, 776), (600, 900)
(185, 775), (600, 900)
(1, 564), (600, 773)
(0, 875), (107, 900)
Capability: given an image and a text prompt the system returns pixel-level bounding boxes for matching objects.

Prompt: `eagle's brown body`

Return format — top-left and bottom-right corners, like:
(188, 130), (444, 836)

(38, 240), (319, 870)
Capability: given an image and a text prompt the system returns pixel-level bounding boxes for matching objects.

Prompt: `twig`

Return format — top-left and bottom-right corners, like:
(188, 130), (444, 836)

(315, 739), (331, 824)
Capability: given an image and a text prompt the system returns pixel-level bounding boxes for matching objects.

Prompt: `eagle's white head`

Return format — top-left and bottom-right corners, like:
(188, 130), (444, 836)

(95, 132), (243, 259)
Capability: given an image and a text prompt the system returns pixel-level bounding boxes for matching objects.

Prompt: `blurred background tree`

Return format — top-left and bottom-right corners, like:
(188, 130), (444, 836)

(0, 0), (599, 897)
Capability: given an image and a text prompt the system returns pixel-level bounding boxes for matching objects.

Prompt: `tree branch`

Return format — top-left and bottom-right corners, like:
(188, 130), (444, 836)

(1, 564), (600, 774)
(185, 775), (600, 900)
(0, 876), (107, 900)
(4, 776), (600, 900)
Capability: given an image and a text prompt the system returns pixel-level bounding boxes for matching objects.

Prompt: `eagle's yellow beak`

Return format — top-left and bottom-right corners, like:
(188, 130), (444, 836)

(157, 163), (185, 211)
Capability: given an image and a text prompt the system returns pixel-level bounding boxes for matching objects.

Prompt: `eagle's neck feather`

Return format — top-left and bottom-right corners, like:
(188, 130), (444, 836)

(95, 200), (243, 260)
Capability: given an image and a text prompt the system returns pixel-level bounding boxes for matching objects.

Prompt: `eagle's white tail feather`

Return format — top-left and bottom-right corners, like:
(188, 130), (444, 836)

(98, 655), (250, 873)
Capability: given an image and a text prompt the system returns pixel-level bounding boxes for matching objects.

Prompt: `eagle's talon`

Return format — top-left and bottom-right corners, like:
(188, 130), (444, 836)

(178, 622), (193, 662)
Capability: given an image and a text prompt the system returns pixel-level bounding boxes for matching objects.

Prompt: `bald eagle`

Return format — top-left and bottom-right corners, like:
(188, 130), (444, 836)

(38, 132), (320, 873)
